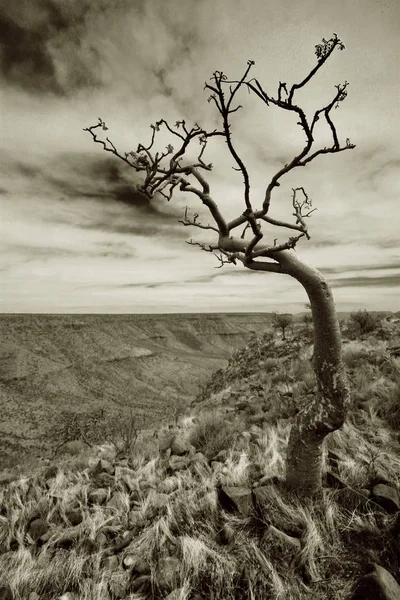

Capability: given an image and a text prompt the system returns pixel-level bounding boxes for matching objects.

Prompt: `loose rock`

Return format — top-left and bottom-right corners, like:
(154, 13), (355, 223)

(0, 585), (13, 600)
(350, 563), (400, 600)
(157, 556), (181, 592)
(88, 488), (109, 505)
(372, 484), (400, 514)
(28, 518), (49, 542)
(217, 485), (253, 517)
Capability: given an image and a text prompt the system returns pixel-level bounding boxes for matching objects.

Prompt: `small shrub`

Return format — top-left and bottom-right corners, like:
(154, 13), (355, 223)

(272, 312), (293, 340)
(188, 410), (243, 460)
(349, 310), (381, 337)
(342, 343), (373, 370)
(105, 407), (143, 457)
(47, 406), (143, 459)
(47, 408), (109, 456)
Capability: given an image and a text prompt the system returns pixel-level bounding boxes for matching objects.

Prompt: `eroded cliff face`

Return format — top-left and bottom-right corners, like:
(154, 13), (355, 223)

(0, 313), (271, 469)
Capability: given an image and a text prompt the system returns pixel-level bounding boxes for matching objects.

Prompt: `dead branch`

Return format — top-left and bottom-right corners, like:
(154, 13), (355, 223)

(179, 207), (219, 233)
(84, 34), (355, 274)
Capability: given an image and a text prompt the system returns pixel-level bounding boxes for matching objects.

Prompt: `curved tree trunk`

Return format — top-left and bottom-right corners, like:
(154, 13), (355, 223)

(275, 250), (350, 494)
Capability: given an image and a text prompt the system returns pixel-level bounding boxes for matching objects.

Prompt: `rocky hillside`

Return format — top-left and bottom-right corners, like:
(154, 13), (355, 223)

(0, 314), (272, 470)
(0, 325), (399, 599)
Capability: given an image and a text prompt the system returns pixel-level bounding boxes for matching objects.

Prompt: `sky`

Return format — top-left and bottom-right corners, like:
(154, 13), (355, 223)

(0, 0), (399, 314)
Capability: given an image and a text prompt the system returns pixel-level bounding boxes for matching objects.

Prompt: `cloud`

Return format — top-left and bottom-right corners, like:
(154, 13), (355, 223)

(322, 263), (400, 275)
(331, 275), (400, 289)
(1, 0), (399, 312)
(0, 0), (102, 95)
(1, 150), (186, 240)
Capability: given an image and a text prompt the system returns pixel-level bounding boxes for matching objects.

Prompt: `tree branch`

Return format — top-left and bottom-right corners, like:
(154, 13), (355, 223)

(178, 206), (219, 233)
(221, 35), (355, 214)
(287, 34), (345, 105)
(84, 34), (355, 276)
(205, 62), (256, 220)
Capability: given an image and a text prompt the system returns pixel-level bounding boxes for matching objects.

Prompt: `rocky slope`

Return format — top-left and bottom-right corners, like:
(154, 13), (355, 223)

(0, 313), (272, 469)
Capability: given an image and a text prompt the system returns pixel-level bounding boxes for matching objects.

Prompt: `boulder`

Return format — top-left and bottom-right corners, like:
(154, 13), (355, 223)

(170, 436), (192, 456)
(248, 412), (266, 425)
(191, 452), (207, 465)
(325, 470), (346, 489)
(94, 472), (115, 488)
(124, 556), (151, 574)
(96, 443), (118, 462)
(28, 518), (49, 542)
(139, 479), (155, 492)
(350, 563), (400, 600)
(129, 575), (151, 593)
(327, 449), (344, 471)
(262, 524), (301, 557)
(335, 488), (377, 513)
(108, 577), (127, 599)
(91, 458), (115, 476)
(217, 485), (253, 517)
(0, 585), (13, 600)
(44, 464), (58, 480)
(370, 467), (393, 487)
(88, 488), (109, 505)
(210, 449), (228, 463)
(156, 556), (181, 592)
(372, 484), (400, 514)
(128, 510), (144, 530)
(169, 456), (189, 472)
(107, 492), (129, 511)
(210, 461), (224, 472)
(100, 555), (119, 571)
(65, 509), (83, 526)
(157, 476), (179, 494)
(76, 538), (99, 555)
(150, 493), (170, 513)
(158, 430), (175, 453)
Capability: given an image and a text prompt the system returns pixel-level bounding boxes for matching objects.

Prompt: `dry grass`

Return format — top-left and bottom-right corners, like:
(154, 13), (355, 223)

(0, 330), (399, 598)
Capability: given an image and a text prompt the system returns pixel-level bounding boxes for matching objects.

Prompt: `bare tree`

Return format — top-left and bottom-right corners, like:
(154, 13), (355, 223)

(272, 312), (293, 340)
(84, 34), (354, 494)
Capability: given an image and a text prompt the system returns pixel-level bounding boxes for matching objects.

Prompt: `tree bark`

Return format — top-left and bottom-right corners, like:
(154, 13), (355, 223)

(275, 250), (350, 494)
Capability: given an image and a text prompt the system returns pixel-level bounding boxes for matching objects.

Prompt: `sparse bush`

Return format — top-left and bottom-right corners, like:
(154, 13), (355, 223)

(47, 406), (143, 458)
(188, 410), (243, 460)
(374, 374), (400, 431)
(272, 312), (293, 340)
(105, 407), (143, 457)
(349, 309), (381, 337)
(47, 407), (109, 456)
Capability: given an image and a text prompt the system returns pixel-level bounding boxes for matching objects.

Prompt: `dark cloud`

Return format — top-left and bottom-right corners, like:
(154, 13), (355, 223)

(322, 263), (400, 275)
(3, 243), (112, 262)
(5, 150), (180, 213)
(0, 0), (102, 95)
(331, 275), (400, 288)
(2, 150), (186, 240)
(0, 0), (203, 98)
(102, 268), (263, 290)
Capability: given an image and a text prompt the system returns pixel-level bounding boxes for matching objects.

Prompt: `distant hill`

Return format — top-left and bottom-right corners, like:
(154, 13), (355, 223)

(0, 313), (272, 470)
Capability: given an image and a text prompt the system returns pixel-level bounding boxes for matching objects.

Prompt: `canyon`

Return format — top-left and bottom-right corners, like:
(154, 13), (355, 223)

(0, 313), (272, 469)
